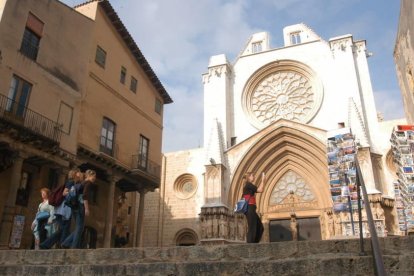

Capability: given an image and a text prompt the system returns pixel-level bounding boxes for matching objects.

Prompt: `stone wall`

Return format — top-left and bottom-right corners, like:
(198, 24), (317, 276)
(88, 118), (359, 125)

(143, 149), (205, 247)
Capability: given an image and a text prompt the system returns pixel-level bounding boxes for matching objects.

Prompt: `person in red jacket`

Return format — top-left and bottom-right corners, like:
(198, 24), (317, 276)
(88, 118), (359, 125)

(242, 171), (266, 243)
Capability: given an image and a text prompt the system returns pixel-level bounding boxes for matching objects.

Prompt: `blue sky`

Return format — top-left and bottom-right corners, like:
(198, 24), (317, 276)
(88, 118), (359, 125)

(62, 0), (405, 152)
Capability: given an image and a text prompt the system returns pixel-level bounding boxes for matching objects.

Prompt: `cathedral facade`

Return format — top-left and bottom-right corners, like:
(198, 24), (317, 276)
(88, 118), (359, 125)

(143, 24), (402, 246)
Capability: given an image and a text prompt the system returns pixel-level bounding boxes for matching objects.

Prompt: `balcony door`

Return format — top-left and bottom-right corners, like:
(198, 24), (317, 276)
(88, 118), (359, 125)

(138, 135), (149, 169)
(100, 117), (116, 156)
(6, 75), (32, 118)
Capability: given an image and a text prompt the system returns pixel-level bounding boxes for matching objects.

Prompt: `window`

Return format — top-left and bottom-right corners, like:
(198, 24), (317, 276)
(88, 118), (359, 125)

(230, 137), (237, 147)
(130, 76), (137, 93)
(20, 13), (43, 61)
(127, 206), (132, 215)
(100, 117), (116, 156)
(95, 46), (106, 68)
(20, 28), (41, 60)
(155, 98), (162, 114)
(290, 32), (301, 45)
(7, 75), (32, 118)
(57, 102), (74, 134)
(252, 41), (262, 53)
(120, 66), (127, 84)
(138, 135), (149, 169)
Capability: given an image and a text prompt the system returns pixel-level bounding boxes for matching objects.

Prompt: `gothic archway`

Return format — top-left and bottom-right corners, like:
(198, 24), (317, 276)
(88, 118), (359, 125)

(229, 120), (332, 215)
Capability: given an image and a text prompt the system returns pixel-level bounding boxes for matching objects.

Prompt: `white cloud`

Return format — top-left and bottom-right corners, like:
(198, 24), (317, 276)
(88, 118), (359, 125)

(60, 0), (405, 152)
(113, 0), (258, 152)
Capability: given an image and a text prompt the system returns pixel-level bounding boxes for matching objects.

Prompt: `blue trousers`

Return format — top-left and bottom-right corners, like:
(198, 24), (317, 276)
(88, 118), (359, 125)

(62, 205), (84, 249)
(40, 215), (71, 249)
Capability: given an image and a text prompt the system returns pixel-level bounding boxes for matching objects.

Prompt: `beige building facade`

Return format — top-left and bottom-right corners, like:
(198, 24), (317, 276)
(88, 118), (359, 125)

(144, 25), (403, 247)
(0, 0), (171, 249)
(395, 0), (414, 124)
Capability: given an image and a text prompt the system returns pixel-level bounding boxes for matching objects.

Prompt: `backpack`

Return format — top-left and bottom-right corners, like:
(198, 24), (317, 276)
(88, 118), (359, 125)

(48, 183), (65, 207)
(234, 195), (251, 214)
(64, 185), (79, 209)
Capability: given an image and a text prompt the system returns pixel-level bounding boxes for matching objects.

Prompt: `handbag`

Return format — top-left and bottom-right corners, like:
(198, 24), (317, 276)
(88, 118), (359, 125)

(234, 195), (251, 214)
(35, 211), (50, 221)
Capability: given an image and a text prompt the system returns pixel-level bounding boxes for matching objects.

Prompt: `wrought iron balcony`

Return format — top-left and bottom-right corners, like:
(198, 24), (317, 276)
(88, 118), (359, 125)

(0, 94), (62, 144)
(131, 154), (160, 179)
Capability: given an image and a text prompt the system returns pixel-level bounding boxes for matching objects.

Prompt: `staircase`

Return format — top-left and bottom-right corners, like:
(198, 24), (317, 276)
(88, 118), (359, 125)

(1, 236), (413, 275)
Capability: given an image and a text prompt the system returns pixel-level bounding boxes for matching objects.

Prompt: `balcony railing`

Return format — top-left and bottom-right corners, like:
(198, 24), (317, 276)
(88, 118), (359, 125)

(0, 94), (62, 143)
(131, 154), (160, 179)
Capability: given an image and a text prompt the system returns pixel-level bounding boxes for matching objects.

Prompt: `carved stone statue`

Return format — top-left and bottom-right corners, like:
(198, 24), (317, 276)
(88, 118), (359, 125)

(229, 218), (235, 240)
(334, 213), (342, 236)
(375, 204), (385, 220)
(237, 220), (245, 241)
(290, 215), (298, 241)
(206, 217), (213, 239)
(327, 213), (334, 238)
(212, 216), (219, 238)
(200, 217), (207, 239)
(219, 215), (228, 239)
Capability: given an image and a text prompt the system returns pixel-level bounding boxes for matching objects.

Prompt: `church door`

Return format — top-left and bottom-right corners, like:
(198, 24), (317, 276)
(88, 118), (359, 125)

(269, 217), (321, 242)
(269, 219), (292, 242)
(297, 217), (321, 241)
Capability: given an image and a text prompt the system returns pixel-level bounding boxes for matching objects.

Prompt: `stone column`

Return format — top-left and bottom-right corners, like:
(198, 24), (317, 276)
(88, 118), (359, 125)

(103, 175), (119, 248)
(135, 189), (146, 247)
(0, 153), (25, 248)
(261, 215), (269, 243)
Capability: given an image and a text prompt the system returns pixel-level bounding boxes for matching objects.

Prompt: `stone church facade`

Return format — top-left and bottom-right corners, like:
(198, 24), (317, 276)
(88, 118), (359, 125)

(143, 24), (402, 246)
(394, 0), (414, 124)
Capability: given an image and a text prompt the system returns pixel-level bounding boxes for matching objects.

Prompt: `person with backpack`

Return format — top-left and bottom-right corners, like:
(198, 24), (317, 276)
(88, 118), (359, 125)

(61, 169), (96, 249)
(40, 168), (81, 249)
(242, 171), (266, 243)
(31, 188), (54, 249)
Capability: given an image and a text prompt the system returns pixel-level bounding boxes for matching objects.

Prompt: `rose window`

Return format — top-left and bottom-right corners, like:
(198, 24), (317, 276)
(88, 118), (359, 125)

(242, 61), (323, 129)
(174, 174), (197, 199)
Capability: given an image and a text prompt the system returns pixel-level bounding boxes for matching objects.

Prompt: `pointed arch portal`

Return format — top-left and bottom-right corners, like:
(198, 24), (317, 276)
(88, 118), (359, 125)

(228, 120), (332, 240)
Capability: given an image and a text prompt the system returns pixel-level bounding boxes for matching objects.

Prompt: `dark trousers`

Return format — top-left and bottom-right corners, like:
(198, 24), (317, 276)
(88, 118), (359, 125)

(40, 215), (71, 249)
(62, 204), (84, 249)
(246, 205), (264, 243)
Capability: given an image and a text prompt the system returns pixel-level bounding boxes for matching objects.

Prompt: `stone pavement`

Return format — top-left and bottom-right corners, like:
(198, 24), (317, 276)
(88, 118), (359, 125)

(0, 236), (413, 275)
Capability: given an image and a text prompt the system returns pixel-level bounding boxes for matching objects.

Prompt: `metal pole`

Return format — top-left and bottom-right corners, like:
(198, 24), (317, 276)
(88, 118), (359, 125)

(355, 159), (386, 276)
(356, 169), (366, 256)
(345, 173), (355, 236)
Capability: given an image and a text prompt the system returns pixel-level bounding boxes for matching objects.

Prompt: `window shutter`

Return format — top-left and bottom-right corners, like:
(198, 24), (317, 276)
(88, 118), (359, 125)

(26, 13), (44, 37)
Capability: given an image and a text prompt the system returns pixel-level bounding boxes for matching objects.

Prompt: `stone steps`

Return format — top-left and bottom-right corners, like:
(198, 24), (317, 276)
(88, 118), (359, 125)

(0, 237), (413, 275)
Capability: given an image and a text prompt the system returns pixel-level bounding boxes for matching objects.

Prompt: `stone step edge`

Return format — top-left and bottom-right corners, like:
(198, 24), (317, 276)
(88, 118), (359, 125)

(0, 252), (365, 265)
(1, 255), (411, 276)
(1, 252), (410, 266)
(1, 236), (413, 265)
